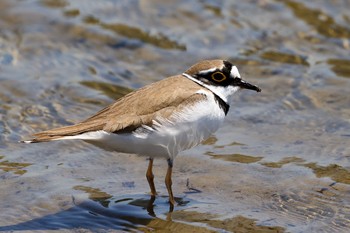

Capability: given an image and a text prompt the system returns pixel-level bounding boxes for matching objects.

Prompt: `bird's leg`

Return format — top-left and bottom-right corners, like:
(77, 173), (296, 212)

(165, 158), (175, 209)
(146, 158), (157, 196)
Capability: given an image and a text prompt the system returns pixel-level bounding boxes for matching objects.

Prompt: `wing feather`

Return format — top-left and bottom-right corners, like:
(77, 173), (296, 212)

(25, 75), (204, 143)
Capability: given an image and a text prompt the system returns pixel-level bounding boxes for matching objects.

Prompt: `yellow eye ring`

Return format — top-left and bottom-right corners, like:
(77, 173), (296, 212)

(211, 72), (226, 82)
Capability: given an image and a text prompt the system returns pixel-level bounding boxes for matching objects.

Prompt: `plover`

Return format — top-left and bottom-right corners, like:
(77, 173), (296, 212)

(23, 59), (261, 208)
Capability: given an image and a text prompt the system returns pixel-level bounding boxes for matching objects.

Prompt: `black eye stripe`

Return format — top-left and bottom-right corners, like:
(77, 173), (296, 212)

(193, 61), (234, 87)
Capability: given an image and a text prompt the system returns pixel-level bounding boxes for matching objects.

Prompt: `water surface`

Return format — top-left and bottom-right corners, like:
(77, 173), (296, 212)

(1, 0), (350, 232)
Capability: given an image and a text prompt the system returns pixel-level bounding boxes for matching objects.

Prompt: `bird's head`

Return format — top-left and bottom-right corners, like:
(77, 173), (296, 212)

(183, 60), (261, 102)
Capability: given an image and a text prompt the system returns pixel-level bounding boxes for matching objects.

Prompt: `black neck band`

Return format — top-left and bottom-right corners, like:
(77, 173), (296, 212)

(182, 73), (230, 115)
(213, 93), (230, 115)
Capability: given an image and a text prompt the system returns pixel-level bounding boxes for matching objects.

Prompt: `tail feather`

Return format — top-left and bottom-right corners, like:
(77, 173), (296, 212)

(22, 121), (105, 143)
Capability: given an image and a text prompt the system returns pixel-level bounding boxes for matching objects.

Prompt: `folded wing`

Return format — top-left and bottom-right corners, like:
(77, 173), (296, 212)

(24, 75), (203, 143)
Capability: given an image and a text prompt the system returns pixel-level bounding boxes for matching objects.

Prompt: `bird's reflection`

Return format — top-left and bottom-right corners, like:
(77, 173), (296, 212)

(147, 195), (156, 216)
(115, 194), (189, 216)
(0, 193), (192, 231)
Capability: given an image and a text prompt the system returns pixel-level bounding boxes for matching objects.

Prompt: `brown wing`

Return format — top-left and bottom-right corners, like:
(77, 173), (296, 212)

(27, 75), (203, 142)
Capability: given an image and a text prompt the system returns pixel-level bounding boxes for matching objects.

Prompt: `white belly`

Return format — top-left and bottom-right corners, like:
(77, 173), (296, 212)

(61, 91), (226, 159)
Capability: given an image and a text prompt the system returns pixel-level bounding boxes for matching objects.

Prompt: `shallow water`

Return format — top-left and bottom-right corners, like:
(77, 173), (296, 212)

(1, 0), (350, 232)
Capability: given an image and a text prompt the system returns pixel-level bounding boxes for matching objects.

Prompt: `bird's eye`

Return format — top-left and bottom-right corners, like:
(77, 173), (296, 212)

(211, 72), (226, 82)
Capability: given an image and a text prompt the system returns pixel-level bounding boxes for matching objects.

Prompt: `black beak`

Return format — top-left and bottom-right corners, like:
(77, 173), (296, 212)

(233, 78), (261, 92)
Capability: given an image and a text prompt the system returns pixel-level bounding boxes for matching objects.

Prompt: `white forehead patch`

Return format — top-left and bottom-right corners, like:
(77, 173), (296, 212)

(198, 67), (217, 75)
(230, 66), (240, 78)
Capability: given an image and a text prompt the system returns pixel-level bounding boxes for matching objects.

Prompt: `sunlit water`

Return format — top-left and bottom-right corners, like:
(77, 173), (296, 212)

(1, 0), (350, 232)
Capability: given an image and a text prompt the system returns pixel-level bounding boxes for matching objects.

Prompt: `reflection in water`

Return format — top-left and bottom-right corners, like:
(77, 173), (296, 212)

(74, 183), (188, 214)
(0, 193), (208, 232)
(0, 196), (155, 231)
(0, 192), (285, 232)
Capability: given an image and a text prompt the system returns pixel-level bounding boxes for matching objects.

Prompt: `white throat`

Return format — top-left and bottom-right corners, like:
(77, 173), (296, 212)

(182, 73), (239, 103)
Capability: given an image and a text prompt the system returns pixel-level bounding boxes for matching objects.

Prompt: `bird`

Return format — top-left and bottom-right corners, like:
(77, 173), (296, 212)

(22, 59), (261, 209)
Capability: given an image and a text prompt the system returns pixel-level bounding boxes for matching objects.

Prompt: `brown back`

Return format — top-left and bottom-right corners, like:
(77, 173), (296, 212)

(30, 75), (204, 142)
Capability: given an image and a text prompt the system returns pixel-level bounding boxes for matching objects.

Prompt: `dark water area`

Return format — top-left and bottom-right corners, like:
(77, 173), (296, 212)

(1, 0), (350, 232)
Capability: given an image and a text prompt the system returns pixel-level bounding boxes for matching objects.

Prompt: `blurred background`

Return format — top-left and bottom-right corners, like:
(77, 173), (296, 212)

(0, 0), (349, 232)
